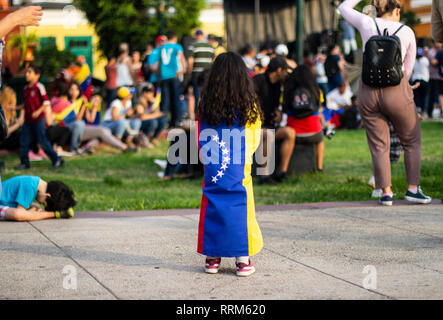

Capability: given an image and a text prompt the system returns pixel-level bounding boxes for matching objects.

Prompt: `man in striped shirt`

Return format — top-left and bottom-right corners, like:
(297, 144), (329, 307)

(187, 30), (215, 113)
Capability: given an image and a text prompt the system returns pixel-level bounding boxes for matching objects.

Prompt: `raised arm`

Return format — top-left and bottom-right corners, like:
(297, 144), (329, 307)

(85, 104), (98, 124)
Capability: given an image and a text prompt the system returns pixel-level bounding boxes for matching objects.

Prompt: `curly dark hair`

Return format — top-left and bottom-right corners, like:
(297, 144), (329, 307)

(45, 181), (77, 212)
(197, 52), (262, 127)
(283, 64), (321, 109)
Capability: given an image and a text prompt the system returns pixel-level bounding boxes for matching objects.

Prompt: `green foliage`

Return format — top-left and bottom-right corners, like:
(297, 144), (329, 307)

(6, 33), (39, 63)
(33, 41), (76, 80)
(75, 0), (206, 57)
(353, 0), (371, 13)
(400, 8), (421, 29)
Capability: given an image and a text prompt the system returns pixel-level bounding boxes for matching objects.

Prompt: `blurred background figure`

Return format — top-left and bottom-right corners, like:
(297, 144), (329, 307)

(340, 19), (357, 63)
(411, 47), (430, 115)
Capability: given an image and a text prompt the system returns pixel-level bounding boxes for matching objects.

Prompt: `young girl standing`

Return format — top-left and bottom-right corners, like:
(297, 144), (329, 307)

(196, 52), (263, 277)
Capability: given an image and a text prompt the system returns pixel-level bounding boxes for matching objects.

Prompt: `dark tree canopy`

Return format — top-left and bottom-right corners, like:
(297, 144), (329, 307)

(75, 0), (205, 57)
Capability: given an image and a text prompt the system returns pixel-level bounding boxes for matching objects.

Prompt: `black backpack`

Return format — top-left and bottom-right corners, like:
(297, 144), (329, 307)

(362, 19), (404, 88)
(325, 55), (339, 79)
(285, 87), (318, 119)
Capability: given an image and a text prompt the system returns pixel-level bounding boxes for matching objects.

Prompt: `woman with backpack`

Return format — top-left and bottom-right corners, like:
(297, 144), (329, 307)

(338, 0), (432, 206)
(284, 65), (325, 172)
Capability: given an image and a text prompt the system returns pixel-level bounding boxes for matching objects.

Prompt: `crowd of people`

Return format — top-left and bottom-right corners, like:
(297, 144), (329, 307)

(1, 23), (442, 182)
(0, 0), (441, 210)
(0, 0), (441, 279)
(0, 29), (227, 170)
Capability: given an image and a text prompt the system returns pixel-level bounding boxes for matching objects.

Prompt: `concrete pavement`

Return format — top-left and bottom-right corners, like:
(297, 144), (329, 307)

(0, 200), (442, 300)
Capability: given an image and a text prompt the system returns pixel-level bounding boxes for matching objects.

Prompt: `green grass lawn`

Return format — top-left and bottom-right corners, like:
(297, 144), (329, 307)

(1, 122), (442, 211)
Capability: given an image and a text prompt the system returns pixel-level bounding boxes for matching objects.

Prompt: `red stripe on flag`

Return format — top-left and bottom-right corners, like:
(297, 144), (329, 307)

(197, 192), (208, 254)
(196, 119), (206, 254)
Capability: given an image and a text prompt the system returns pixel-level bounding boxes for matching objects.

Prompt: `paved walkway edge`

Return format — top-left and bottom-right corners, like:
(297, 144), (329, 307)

(75, 199), (442, 219)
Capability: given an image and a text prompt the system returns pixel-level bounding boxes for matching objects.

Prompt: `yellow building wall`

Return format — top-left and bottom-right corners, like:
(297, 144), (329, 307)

(26, 24), (107, 81)
(200, 21), (225, 37)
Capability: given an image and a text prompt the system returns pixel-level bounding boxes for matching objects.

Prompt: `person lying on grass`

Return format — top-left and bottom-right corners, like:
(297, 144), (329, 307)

(0, 175), (76, 222)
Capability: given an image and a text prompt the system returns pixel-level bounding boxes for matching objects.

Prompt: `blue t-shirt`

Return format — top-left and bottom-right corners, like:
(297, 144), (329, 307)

(340, 20), (355, 40)
(159, 43), (183, 81)
(149, 47), (161, 83)
(0, 176), (40, 209)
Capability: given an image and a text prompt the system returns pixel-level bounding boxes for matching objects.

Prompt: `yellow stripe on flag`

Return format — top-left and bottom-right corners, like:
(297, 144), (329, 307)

(74, 64), (91, 84)
(243, 117), (263, 256)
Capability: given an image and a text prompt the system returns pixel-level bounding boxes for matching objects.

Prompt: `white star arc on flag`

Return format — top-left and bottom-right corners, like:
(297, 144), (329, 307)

(211, 134), (230, 184)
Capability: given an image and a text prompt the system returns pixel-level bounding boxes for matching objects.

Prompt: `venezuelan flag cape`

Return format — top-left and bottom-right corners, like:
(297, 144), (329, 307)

(53, 98), (84, 126)
(197, 117), (263, 258)
(74, 64), (93, 100)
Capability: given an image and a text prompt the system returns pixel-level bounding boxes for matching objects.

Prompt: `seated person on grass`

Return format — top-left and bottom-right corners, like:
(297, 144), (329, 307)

(77, 94), (138, 153)
(47, 82), (74, 155)
(102, 87), (142, 148)
(62, 81), (87, 155)
(340, 95), (361, 129)
(324, 81), (353, 130)
(134, 83), (164, 148)
(0, 175), (76, 222)
(48, 82), (87, 155)
(0, 87), (24, 157)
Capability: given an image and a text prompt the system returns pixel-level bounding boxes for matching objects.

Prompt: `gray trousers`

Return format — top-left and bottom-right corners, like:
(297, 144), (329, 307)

(81, 126), (126, 150)
(358, 77), (421, 189)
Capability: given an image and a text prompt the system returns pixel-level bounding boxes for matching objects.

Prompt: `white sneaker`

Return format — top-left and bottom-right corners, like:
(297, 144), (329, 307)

(58, 150), (75, 157)
(371, 189), (383, 198)
(405, 186), (432, 204)
(154, 159), (167, 170)
(432, 108), (441, 119)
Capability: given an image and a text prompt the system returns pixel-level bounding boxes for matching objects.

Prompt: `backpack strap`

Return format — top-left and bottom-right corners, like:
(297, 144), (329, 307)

(392, 24), (405, 36)
(373, 18), (382, 36)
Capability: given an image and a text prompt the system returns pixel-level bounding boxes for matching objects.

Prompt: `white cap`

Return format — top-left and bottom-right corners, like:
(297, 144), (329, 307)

(275, 44), (288, 57)
(260, 55), (271, 67)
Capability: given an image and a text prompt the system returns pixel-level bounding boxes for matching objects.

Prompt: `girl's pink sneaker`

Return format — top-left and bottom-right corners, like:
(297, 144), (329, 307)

(236, 259), (256, 277)
(205, 257), (221, 274)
